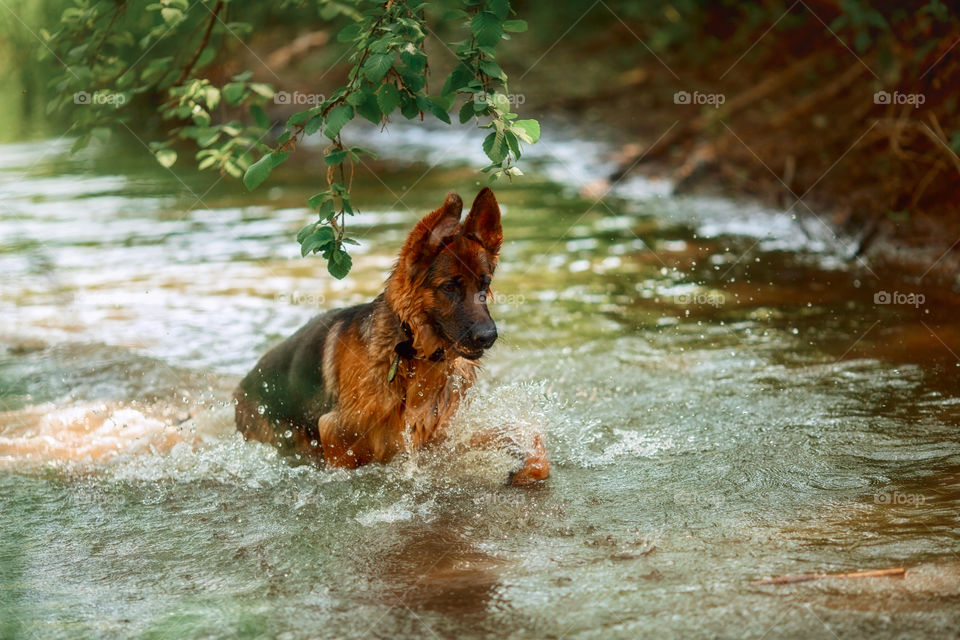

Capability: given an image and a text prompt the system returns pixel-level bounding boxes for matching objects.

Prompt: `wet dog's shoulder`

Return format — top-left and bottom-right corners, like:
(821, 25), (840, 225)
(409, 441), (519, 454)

(284, 301), (375, 349)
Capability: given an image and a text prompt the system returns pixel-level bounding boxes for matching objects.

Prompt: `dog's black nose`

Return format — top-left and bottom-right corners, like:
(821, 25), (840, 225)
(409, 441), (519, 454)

(472, 325), (498, 349)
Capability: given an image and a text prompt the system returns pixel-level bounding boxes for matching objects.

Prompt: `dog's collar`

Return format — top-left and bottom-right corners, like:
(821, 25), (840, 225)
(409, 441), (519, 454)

(387, 322), (445, 382)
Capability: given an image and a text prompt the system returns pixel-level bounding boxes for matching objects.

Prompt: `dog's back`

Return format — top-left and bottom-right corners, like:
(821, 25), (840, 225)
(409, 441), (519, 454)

(234, 303), (371, 454)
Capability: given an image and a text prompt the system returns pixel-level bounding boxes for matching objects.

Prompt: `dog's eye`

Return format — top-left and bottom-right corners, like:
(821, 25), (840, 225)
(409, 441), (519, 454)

(440, 280), (459, 293)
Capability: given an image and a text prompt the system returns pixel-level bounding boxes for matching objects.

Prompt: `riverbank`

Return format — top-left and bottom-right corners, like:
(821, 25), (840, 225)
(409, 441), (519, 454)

(491, 3), (960, 291)
(221, 3), (960, 292)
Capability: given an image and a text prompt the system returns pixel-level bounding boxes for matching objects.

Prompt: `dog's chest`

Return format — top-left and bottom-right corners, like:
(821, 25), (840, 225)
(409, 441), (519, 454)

(392, 358), (473, 446)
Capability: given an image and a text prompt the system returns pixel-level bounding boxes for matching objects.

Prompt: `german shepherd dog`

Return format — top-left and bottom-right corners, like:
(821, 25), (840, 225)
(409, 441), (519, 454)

(234, 188), (549, 485)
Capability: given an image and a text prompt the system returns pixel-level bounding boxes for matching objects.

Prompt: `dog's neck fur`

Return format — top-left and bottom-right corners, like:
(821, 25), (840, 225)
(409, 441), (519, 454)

(381, 268), (450, 357)
(365, 291), (445, 364)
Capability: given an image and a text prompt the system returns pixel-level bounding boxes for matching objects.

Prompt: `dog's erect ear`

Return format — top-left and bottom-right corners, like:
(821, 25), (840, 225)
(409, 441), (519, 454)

(462, 187), (502, 256)
(400, 192), (463, 270)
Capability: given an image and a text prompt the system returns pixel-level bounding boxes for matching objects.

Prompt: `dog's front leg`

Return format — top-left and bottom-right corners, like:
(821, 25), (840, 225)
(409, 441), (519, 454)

(317, 411), (366, 469)
(470, 428), (550, 486)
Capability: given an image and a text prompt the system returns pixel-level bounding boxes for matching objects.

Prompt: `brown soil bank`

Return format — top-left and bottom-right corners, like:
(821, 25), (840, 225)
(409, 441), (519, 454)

(503, 0), (960, 288)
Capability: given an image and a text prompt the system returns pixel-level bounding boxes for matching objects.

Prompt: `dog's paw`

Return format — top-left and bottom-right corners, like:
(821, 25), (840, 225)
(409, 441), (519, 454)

(508, 433), (550, 486)
(508, 457), (550, 486)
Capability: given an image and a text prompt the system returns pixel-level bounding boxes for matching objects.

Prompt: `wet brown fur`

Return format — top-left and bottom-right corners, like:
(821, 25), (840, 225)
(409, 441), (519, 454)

(234, 188), (549, 483)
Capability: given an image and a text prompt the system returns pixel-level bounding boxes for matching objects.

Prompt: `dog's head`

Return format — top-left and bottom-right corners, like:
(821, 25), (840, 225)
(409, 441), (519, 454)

(386, 187), (503, 360)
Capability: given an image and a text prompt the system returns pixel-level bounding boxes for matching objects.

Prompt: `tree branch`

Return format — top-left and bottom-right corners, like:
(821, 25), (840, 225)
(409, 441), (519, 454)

(176, 0), (224, 86)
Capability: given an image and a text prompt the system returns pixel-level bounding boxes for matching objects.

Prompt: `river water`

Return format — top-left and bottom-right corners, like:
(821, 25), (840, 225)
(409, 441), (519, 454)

(1, 122), (959, 639)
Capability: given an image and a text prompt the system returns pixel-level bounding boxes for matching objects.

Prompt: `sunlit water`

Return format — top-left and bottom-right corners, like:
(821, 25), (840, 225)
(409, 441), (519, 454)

(2, 123), (959, 639)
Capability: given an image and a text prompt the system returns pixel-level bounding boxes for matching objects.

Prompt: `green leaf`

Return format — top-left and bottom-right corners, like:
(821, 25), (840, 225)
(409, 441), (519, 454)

(363, 54), (393, 83)
(349, 146), (377, 160)
(327, 245), (353, 279)
(337, 22), (362, 42)
(160, 7), (183, 26)
(243, 150), (289, 191)
(286, 109), (313, 128)
(471, 11), (503, 47)
(400, 49), (426, 73)
(458, 100), (476, 124)
(190, 107), (211, 128)
(377, 84), (401, 116)
(223, 82), (246, 106)
(488, 0), (510, 20)
(307, 192), (330, 209)
(949, 130), (960, 154)
(249, 83), (275, 99)
(504, 130), (521, 160)
(324, 104), (354, 139)
(318, 199), (335, 220)
(244, 154), (274, 191)
(324, 148), (347, 166)
(297, 222), (318, 243)
(479, 60), (505, 80)
(486, 92), (511, 113)
(398, 66), (425, 92)
(250, 105), (270, 129)
(503, 19), (528, 32)
(441, 64), (474, 96)
(61, 7), (84, 23)
(427, 97), (451, 124)
(304, 114), (322, 136)
(354, 91), (381, 124)
(512, 119), (540, 143)
(482, 131), (507, 164)
(203, 86), (221, 109)
(400, 93), (420, 119)
(155, 149), (177, 168)
(224, 161), (243, 178)
(141, 57), (174, 84)
(301, 226), (335, 256)
(432, 93), (455, 111)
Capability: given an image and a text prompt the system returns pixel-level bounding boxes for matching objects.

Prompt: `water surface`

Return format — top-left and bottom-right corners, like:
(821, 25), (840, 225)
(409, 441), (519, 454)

(2, 124), (959, 639)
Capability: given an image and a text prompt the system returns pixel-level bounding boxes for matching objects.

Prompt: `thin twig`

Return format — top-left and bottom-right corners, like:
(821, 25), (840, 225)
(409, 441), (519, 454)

(753, 567), (906, 586)
(176, 0), (224, 86)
